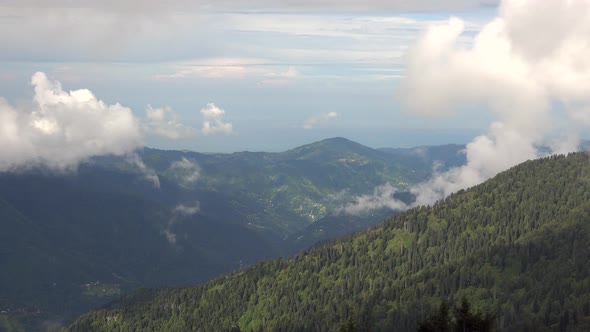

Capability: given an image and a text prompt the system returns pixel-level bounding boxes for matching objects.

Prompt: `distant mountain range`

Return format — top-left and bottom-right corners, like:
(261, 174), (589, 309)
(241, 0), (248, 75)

(69, 152), (590, 332)
(0, 137), (466, 330)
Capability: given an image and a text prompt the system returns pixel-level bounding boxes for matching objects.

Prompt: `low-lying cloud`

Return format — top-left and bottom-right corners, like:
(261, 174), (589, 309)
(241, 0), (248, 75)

(398, 0), (590, 206)
(127, 153), (161, 188)
(164, 202), (201, 245)
(168, 157), (201, 186)
(173, 202), (201, 216)
(339, 183), (408, 216)
(342, 0), (590, 214)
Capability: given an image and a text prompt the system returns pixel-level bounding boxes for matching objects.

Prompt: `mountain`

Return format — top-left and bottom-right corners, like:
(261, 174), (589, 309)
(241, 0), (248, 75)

(68, 153), (590, 331)
(0, 138), (457, 330)
(138, 137), (437, 236)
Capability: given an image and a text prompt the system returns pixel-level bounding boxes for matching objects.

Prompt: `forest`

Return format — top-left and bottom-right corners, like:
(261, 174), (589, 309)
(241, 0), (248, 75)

(68, 153), (590, 331)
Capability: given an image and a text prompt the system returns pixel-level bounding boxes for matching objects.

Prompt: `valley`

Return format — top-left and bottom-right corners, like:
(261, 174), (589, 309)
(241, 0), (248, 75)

(69, 152), (590, 331)
(0, 138), (464, 330)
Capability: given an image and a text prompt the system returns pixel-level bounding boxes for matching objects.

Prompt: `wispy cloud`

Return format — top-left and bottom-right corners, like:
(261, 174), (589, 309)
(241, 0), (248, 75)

(126, 153), (161, 188)
(338, 183), (408, 216)
(304, 112), (338, 129)
(173, 202), (201, 216)
(168, 157), (201, 186)
(164, 202), (201, 245)
(154, 58), (273, 80)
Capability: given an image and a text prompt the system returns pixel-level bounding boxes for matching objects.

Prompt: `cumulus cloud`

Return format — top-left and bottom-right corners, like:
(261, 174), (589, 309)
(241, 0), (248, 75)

(144, 105), (197, 139)
(200, 103), (233, 136)
(396, 0), (590, 206)
(127, 153), (161, 188)
(338, 183), (408, 216)
(0, 72), (142, 172)
(168, 157), (201, 186)
(0, 72), (232, 174)
(303, 112), (338, 129)
(341, 0), (590, 214)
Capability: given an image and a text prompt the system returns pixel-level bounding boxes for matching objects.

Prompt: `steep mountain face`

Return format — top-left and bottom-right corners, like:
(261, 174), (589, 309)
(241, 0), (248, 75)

(68, 153), (590, 331)
(0, 138), (454, 329)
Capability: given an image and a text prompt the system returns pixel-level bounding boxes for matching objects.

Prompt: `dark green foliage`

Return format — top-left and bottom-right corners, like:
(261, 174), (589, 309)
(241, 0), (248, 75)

(69, 153), (590, 331)
(418, 299), (493, 332)
(418, 302), (451, 332)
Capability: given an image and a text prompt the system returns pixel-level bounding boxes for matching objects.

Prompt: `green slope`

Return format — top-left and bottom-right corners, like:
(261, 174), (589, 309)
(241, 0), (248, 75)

(0, 168), (276, 330)
(68, 153), (590, 331)
(0, 138), (451, 329)
(138, 137), (436, 236)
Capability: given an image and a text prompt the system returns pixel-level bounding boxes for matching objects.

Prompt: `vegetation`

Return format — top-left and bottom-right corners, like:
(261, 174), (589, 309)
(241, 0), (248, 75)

(0, 138), (451, 329)
(418, 299), (494, 332)
(139, 138), (463, 236)
(69, 153), (590, 331)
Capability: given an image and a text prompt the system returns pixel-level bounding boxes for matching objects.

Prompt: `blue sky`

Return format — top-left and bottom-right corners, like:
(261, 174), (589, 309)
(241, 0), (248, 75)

(0, 1), (499, 152)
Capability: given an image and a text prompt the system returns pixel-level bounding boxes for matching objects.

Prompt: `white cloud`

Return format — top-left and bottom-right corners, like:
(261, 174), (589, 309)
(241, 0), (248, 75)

(338, 183), (408, 216)
(200, 103), (233, 136)
(3, 1), (497, 13)
(164, 201), (201, 244)
(168, 157), (201, 185)
(303, 112), (338, 129)
(257, 66), (300, 86)
(266, 66), (299, 79)
(173, 202), (201, 216)
(0, 72), (142, 172)
(144, 105), (197, 139)
(398, 0), (590, 206)
(127, 153), (160, 188)
(154, 58), (272, 80)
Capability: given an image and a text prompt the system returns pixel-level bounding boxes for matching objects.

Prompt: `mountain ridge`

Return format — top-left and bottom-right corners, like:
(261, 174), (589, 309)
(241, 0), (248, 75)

(0, 137), (456, 330)
(68, 152), (590, 331)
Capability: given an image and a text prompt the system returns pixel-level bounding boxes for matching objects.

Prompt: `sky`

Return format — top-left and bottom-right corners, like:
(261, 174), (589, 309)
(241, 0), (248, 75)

(0, 0), (499, 152)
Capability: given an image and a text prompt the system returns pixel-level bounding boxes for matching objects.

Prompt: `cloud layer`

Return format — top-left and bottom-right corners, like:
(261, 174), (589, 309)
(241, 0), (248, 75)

(0, 72), (142, 171)
(4, 0), (497, 13)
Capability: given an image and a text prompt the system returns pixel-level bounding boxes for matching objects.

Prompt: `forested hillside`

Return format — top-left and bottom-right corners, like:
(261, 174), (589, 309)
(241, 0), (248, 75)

(0, 138), (449, 330)
(69, 153), (590, 331)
